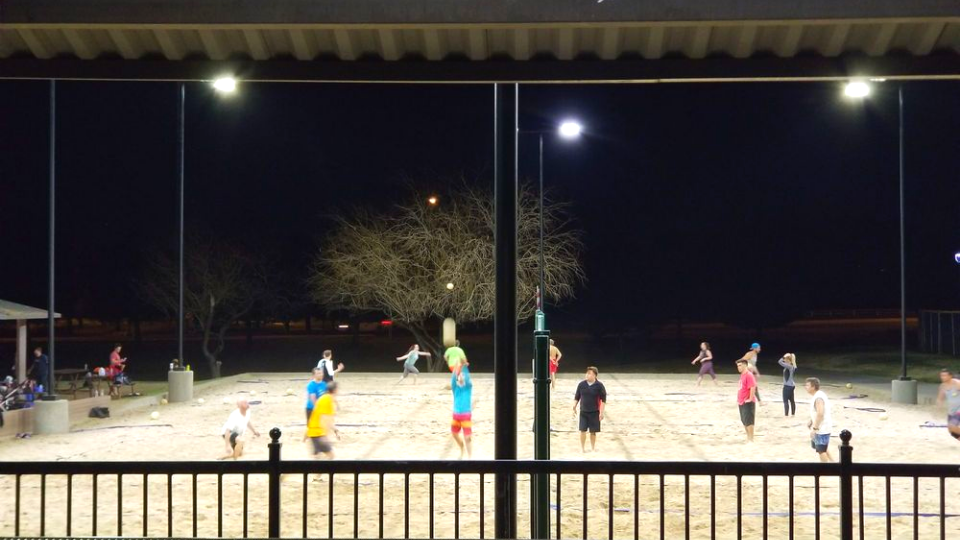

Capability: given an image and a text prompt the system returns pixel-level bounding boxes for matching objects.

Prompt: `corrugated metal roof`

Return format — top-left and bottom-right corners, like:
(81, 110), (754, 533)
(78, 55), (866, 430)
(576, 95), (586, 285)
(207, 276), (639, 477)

(1, 21), (958, 63)
(0, 299), (61, 321)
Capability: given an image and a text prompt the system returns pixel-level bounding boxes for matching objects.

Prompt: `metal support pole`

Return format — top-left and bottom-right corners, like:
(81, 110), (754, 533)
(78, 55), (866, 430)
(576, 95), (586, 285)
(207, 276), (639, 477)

(898, 84), (908, 381)
(267, 428), (282, 538)
(494, 82), (518, 540)
(177, 83), (186, 368)
(532, 328), (551, 538)
(539, 134), (545, 309)
(45, 79), (57, 399)
(839, 430), (853, 540)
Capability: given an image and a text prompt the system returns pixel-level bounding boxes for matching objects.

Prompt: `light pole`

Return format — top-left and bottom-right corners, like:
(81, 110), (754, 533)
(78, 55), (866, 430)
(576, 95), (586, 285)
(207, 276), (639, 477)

(844, 80), (916, 404)
(169, 77), (236, 398)
(521, 118), (581, 540)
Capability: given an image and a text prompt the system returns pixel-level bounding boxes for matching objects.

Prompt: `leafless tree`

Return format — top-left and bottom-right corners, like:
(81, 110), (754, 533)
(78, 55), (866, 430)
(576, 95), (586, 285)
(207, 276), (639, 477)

(138, 235), (269, 378)
(308, 182), (585, 371)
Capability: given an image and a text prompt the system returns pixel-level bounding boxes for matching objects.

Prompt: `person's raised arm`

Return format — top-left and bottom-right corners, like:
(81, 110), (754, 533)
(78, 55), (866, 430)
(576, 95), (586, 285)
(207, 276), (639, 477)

(396, 353), (409, 362)
(778, 357), (790, 369)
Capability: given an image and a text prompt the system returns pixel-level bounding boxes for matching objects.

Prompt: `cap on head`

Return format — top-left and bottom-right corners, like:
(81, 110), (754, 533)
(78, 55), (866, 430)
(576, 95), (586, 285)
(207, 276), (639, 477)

(751, 342), (761, 350)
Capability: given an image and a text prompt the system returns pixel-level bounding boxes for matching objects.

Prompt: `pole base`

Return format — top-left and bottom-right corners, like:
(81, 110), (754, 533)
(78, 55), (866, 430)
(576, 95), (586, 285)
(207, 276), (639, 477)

(891, 378), (918, 405)
(34, 398), (70, 434)
(168, 369), (194, 403)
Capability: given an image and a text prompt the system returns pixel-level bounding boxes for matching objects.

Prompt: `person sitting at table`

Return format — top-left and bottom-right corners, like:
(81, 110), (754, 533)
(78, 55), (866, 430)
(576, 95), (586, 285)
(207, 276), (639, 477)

(108, 343), (129, 383)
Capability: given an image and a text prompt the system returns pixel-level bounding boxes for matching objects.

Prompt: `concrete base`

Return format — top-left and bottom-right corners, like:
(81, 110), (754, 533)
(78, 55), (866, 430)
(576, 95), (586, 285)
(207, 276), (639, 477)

(891, 378), (918, 405)
(33, 399), (70, 434)
(168, 370), (194, 403)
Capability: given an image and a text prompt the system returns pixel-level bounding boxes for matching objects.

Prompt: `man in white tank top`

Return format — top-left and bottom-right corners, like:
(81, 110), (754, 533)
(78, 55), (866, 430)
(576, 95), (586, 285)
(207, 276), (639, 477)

(804, 377), (833, 462)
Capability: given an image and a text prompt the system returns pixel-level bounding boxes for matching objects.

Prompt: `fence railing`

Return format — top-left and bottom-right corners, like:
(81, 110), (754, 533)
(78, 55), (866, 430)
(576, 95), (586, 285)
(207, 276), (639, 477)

(2, 430), (958, 539)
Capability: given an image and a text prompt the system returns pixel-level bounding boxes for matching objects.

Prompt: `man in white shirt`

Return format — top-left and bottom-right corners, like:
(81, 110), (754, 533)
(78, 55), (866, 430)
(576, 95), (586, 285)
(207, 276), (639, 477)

(804, 378), (833, 462)
(219, 398), (260, 460)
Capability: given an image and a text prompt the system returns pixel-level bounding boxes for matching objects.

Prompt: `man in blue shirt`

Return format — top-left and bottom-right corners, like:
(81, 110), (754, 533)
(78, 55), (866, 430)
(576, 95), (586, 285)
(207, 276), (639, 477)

(304, 367), (328, 424)
(450, 362), (473, 459)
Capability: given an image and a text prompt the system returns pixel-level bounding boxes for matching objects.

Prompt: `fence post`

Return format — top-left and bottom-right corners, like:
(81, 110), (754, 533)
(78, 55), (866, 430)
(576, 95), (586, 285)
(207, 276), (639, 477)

(268, 427), (282, 539)
(839, 430), (853, 540)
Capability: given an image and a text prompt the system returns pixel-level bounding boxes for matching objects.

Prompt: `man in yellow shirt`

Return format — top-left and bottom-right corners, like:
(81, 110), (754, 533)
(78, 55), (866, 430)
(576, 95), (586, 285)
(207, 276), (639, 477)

(305, 381), (340, 459)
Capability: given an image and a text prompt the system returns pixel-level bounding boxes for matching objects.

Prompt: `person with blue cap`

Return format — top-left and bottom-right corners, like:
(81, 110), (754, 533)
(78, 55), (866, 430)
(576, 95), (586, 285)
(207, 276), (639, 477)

(737, 343), (763, 406)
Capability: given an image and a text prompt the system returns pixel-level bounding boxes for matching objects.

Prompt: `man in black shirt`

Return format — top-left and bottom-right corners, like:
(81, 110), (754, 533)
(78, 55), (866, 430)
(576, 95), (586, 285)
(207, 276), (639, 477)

(573, 366), (607, 453)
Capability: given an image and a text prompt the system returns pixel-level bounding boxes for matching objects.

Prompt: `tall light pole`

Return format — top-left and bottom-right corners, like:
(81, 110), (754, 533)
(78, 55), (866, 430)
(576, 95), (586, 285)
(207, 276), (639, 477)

(521, 118), (582, 540)
(844, 80), (916, 404)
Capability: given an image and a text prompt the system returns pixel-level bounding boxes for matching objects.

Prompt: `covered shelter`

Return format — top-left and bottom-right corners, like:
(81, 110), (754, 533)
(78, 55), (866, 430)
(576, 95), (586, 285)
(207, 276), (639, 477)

(0, 299), (60, 384)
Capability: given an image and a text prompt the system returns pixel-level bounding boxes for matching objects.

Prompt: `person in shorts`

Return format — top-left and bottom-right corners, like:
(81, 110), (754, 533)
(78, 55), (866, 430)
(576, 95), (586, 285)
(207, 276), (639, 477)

(548, 339), (562, 391)
(573, 366), (607, 453)
(736, 359), (756, 443)
(219, 398), (260, 460)
(804, 377), (833, 461)
(306, 381), (340, 459)
(691, 341), (717, 386)
(450, 361), (473, 459)
(936, 368), (960, 441)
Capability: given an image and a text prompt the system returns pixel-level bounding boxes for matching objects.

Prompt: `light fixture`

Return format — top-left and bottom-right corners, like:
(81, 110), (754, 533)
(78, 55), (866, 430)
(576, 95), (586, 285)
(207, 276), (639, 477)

(844, 81), (870, 99)
(427, 196), (439, 206)
(558, 121), (583, 139)
(212, 77), (237, 93)
(954, 252), (960, 264)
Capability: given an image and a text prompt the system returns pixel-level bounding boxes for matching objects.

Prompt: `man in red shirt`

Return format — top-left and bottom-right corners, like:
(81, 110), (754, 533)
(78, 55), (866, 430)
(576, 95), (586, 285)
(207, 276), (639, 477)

(736, 359), (757, 442)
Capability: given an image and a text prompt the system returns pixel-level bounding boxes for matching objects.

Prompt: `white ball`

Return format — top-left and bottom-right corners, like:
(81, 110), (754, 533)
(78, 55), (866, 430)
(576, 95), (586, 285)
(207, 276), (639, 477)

(197, 398), (205, 404)
(159, 398), (168, 406)
(845, 383), (853, 389)
(249, 390), (257, 396)
(446, 282), (455, 290)
(879, 413), (889, 421)
(285, 388), (294, 396)
(150, 411), (160, 420)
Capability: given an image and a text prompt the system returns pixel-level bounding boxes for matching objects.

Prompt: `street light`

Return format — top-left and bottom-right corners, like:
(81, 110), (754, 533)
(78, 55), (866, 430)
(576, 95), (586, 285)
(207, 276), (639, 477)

(428, 195), (439, 206)
(844, 80), (915, 403)
(212, 77), (238, 93)
(558, 120), (583, 139)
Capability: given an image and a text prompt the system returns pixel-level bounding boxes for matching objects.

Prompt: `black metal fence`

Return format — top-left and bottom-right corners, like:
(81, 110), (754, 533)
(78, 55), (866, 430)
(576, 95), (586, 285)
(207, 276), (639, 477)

(2, 429), (958, 539)
(920, 310), (960, 357)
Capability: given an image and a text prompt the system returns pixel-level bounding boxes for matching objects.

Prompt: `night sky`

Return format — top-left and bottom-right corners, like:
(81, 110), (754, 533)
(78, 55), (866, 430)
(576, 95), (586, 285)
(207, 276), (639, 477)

(2, 80), (959, 331)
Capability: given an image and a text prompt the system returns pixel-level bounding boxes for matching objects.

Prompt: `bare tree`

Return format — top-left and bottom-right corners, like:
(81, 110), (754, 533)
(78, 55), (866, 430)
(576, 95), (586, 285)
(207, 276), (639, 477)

(309, 182), (585, 371)
(138, 235), (269, 378)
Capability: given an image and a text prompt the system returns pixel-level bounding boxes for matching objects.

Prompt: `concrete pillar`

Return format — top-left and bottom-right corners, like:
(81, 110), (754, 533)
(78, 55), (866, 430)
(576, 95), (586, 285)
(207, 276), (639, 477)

(16, 319), (27, 383)
(891, 379), (918, 405)
(33, 398), (69, 434)
(168, 370), (194, 403)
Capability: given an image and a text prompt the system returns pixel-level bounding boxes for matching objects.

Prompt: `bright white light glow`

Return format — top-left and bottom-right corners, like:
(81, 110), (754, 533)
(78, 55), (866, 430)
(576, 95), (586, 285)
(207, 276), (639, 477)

(844, 81), (870, 98)
(558, 121), (583, 139)
(337, 324), (350, 330)
(954, 252), (960, 264)
(428, 196), (439, 206)
(446, 282), (455, 290)
(212, 77), (237, 93)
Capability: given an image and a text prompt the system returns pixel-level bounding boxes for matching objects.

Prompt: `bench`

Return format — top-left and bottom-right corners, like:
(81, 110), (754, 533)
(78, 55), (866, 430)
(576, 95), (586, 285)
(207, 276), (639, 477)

(110, 381), (138, 399)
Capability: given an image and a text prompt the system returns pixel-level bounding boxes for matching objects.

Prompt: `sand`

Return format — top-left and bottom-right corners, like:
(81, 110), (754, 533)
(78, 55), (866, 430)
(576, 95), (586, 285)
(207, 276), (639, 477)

(1, 371), (957, 539)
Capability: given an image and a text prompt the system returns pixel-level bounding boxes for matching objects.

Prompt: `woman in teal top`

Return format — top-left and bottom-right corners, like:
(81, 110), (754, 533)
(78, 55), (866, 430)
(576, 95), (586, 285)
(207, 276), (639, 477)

(396, 344), (431, 385)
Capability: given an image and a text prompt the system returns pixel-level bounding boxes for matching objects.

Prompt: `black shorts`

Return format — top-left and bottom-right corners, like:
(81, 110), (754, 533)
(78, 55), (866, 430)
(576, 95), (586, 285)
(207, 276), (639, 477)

(579, 411), (601, 433)
(739, 403), (756, 427)
(228, 432), (240, 448)
(310, 436), (333, 454)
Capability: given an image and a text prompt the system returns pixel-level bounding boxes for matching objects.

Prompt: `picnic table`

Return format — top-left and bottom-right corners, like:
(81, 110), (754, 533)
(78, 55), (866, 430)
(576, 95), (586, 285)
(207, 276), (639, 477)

(53, 368), (87, 399)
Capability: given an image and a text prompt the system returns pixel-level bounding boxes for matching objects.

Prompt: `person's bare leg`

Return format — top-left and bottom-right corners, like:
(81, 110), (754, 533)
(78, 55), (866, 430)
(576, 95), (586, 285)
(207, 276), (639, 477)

(452, 432), (465, 459)
(589, 432), (597, 451)
(550, 373), (555, 391)
(696, 375), (702, 387)
(219, 435), (234, 460)
(745, 425), (754, 442)
(948, 426), (960, 440)
(464, 436), (472, 458)
(413, 373), (418, 385)
(233, 439), (245, 459)
(579, 431), (587, 453)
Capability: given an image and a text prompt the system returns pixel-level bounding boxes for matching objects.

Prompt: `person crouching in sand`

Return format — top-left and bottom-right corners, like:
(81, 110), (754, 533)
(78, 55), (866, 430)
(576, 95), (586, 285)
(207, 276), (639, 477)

(219, 398), (260, 460)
